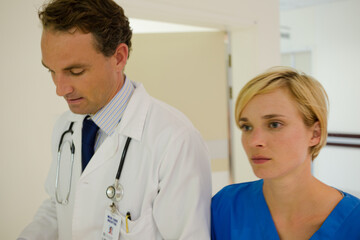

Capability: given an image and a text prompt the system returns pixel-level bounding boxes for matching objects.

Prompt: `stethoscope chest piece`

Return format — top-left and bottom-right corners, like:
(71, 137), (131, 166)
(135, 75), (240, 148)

(106, 180), (124, 202)
(105, 137), (132, 203)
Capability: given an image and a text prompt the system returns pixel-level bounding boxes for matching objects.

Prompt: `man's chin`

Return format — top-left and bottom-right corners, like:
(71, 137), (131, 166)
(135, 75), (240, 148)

(68, 105), (92, 115)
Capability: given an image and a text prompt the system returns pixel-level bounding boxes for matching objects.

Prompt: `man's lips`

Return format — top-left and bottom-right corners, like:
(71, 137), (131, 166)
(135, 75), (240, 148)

(251, 156), (271, 164)
(65, 97), (83, 104)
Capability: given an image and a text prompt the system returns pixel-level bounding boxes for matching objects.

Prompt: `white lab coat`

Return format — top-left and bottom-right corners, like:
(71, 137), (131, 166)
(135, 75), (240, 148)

(19, 83), (212, 240)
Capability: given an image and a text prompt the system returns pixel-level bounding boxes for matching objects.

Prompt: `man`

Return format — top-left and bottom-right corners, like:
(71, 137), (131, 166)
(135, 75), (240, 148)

(18, 0), (211, 239)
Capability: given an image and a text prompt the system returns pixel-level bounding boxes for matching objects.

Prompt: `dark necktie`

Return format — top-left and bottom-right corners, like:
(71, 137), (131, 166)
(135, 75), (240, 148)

(82, 117), (99, 171)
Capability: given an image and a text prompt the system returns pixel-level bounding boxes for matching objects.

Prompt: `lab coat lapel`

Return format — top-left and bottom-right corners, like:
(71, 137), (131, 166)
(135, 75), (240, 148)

(79, 83), (150, 179)
(116, 82), (150, 141)
(80, 132), (119, 178)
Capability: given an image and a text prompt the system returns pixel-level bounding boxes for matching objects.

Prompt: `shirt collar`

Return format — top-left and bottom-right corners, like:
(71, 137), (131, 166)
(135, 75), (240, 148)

(91, 76), (134, 136)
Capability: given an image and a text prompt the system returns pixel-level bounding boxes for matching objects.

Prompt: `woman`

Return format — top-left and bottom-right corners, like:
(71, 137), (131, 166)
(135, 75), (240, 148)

(211, 67), (360, 239)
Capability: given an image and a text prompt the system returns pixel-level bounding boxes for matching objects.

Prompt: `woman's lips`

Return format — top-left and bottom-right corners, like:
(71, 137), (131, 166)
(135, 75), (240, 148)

(251, 156), (271, 164)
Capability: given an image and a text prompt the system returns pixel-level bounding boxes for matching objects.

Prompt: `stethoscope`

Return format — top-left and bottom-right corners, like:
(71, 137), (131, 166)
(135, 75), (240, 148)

(105, 137), (131, 203)
(55, 121), (132, 206)
(55, 122), (75, 205)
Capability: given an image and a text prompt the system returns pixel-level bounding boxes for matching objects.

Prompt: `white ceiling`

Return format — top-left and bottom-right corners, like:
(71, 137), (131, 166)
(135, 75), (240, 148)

(130, 18), (218, 34)
(280, 0), (348, 10)
(118, 0), (348, 30)
(117, 0), (274, 30)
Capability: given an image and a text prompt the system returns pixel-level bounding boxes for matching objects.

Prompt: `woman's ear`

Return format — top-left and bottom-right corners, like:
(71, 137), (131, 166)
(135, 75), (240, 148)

(309, 121), (321, 147)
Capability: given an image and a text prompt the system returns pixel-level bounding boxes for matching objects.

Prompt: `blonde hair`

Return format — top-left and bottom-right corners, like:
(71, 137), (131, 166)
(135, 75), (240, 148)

(235, 67), (329, 160)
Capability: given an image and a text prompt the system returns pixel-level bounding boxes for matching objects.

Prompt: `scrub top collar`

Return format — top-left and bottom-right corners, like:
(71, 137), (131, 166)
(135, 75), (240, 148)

(253, 180), (358, 240)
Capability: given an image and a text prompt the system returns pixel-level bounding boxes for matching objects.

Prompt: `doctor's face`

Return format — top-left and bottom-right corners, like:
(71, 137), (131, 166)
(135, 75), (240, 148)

(239, 88), (320, 180)
(41, 29), (125, 115)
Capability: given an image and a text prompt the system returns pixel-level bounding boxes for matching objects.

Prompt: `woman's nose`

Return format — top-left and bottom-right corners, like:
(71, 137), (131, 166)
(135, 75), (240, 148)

(248, 128), (266, 148)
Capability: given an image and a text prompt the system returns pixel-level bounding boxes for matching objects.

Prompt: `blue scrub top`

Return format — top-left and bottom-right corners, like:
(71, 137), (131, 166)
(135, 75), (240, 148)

(211, 180), (360, 240)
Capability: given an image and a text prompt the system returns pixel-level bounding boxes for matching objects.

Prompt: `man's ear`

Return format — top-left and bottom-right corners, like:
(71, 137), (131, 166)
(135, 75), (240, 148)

(113, 43), (128, 72)
(309, 121), (321, 147)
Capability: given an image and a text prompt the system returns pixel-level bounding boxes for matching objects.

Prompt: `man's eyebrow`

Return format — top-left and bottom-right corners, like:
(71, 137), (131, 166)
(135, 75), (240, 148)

(63, 64), (89, 71)
(40, 61), (89, 71)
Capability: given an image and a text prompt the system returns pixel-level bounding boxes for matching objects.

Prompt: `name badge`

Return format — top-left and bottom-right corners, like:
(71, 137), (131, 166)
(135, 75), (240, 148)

(102, 206), (121, 240)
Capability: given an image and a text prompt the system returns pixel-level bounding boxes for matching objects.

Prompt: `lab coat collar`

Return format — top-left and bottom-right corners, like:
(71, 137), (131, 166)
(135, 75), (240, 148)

(59, 81), (150, 142)
(114, 82), (150, 142)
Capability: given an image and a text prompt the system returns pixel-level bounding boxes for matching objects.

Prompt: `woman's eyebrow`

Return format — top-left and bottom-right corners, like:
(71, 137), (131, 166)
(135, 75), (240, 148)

(262, 114), (285, 119)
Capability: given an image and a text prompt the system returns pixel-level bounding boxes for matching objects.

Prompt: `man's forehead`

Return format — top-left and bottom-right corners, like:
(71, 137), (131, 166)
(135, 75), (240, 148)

(42, 28), (99, 55)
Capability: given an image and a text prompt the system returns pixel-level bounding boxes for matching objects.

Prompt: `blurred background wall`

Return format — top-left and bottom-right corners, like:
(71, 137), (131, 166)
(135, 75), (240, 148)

(2, 0), (359, 239)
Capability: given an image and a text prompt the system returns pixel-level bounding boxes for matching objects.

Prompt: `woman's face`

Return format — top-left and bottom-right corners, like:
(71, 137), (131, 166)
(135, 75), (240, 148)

(239, 88), (320, 180)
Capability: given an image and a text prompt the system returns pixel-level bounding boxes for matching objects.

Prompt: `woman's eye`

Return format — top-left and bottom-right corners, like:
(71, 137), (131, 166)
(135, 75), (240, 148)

(269, 122), (282, 129)
(240, 124), (252, 132)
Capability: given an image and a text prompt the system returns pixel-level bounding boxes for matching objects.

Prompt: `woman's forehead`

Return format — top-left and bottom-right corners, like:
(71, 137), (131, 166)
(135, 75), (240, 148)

(241, 88), (300, 119)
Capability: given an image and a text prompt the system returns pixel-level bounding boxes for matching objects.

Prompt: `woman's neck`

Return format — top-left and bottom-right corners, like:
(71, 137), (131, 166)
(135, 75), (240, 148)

(264, 173), (317, 216)
(262, 160), (342, 223)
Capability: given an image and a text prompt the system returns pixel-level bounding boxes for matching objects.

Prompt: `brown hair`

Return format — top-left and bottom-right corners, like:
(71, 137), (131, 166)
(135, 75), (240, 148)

(38, 0), (132, 57)
(235, 67), (329, 160)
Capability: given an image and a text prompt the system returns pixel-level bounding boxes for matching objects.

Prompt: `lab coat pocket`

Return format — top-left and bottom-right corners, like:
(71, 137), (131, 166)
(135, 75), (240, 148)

(119, 208), (158, 240)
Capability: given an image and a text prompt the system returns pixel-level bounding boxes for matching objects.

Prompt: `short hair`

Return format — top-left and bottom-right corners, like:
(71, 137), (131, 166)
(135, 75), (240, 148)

(235, 67), (329, 160)
(38, 0), (133, 57)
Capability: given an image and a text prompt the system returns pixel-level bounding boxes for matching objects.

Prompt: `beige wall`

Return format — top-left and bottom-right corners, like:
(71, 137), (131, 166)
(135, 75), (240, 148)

(126, 32), (231, 193)
(127, 32), (228, 140)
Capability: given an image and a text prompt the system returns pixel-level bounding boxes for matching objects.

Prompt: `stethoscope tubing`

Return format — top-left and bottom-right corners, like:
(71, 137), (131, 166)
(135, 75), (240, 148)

(56, 122), (75, 205)
(116, 137), (132, 180)
(56, 120), (132, 205)
(58, 122), (75, 152)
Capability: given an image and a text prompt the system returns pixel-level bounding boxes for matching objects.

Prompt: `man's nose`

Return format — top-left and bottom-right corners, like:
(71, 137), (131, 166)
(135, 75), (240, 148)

(53, 74), (73, 97)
